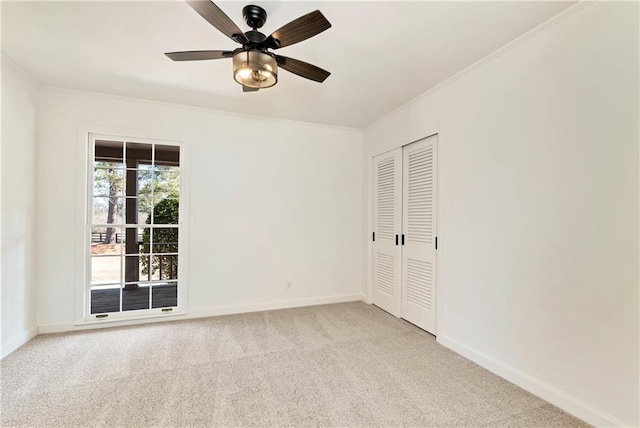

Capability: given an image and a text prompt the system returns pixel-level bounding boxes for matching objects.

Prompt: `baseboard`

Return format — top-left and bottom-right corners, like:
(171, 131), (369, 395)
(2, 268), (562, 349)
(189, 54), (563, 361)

(38, 293), (364, 334)
(1, 325), (38, 359)
(188, 293), (364, 319)
(437, 334), (632, 428)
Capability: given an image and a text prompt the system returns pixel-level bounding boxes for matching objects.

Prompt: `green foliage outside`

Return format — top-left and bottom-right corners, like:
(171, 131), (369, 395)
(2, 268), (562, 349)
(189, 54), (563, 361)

(137, 168), (180, 222)
(141, 194), (179, 280)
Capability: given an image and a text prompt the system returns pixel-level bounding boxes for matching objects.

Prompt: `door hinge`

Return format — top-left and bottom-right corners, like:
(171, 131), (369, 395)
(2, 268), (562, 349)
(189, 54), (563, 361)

(435, 236), (438, 250)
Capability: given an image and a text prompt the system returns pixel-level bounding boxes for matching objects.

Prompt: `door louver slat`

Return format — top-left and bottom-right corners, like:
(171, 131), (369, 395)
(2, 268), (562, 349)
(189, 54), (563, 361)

(376, 253), (394, 295)
(406, 146), (434, 245)
(406, 259), (432, 309)
(376, 157), (396, 241)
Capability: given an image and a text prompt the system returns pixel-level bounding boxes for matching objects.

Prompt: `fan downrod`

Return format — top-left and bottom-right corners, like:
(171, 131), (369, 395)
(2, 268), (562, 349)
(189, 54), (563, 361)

(243, 5), (267, 29)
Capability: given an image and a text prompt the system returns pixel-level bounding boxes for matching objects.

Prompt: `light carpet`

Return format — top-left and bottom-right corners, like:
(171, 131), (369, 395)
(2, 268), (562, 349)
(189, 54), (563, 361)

(1, 301), (589, 427)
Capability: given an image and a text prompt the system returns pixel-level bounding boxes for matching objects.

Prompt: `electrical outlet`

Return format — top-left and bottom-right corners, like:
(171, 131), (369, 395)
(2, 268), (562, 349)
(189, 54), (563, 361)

(286, 281), (293, 291)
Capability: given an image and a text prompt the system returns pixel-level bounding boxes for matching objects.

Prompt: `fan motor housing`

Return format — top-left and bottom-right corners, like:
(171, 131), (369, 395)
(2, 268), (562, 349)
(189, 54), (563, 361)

(245, 30), (267, 44)
(243, 5), (267, 29)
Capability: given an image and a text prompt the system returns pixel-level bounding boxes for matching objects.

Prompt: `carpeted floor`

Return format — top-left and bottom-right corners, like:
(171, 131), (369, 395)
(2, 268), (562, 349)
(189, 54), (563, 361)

(1, 301), (589, 427)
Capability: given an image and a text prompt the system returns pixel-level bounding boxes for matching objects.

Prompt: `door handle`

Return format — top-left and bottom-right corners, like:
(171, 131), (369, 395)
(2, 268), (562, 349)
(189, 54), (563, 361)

(395, 234), (399, 245)
(401, 234), (405, 245)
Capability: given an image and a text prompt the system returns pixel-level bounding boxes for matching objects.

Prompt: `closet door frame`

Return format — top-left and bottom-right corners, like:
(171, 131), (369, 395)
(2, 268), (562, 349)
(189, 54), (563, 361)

(366, 128), (441, 335)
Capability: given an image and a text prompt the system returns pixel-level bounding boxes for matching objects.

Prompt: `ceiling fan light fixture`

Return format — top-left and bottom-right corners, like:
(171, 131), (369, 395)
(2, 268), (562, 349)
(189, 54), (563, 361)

(167, 2), (331, 90)
(233, 50), (277, 89)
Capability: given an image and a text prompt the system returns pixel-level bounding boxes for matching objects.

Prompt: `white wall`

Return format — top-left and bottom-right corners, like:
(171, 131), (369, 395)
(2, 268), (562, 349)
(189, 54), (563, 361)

(1, 60), (40, 358)
(364, 2), (638, 427)
(37, 88), (363, 331)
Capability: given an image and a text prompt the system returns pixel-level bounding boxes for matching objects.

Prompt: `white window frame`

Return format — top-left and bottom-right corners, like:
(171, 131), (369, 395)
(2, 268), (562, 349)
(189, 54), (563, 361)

(74, 125), (189, 325)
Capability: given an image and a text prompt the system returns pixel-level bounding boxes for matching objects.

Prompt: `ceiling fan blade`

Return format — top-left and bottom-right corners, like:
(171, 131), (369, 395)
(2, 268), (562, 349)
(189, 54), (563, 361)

(186, 0), (248, 44)
(242, 86), (259, 92)
(275, 55), (330, 83)
(265, 10), (331, 49)
(165, 50), (234, 61)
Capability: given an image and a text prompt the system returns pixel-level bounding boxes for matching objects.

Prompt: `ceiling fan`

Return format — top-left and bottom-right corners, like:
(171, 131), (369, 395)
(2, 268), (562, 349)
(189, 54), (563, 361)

(165, 1), (332, 92)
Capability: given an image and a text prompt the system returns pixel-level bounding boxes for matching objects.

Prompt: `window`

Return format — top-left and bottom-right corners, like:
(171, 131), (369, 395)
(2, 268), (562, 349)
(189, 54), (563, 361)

(87, 135), (182, 319)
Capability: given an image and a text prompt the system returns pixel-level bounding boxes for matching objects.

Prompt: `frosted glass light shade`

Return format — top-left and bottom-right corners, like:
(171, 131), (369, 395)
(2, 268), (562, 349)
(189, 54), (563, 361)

(233, 50), (278, 89)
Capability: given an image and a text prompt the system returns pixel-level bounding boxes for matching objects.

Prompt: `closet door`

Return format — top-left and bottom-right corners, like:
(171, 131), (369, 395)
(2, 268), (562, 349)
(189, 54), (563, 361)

(401, 135), (437, 334)
(372, 149), (402, 317)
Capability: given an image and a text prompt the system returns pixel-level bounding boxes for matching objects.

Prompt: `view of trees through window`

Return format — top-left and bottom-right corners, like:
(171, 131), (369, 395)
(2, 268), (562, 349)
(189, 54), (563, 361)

(90, 138), (180, 315)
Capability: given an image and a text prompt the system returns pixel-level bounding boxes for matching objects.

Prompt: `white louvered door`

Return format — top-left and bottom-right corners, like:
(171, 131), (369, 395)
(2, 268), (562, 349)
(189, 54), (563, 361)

(372, 149), (402, 317)
(401, 135), (437, 334)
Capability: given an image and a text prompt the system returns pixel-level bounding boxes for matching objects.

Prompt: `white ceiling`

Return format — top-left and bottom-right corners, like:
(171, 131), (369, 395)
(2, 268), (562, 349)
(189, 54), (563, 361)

(2, 1), (575, 128)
